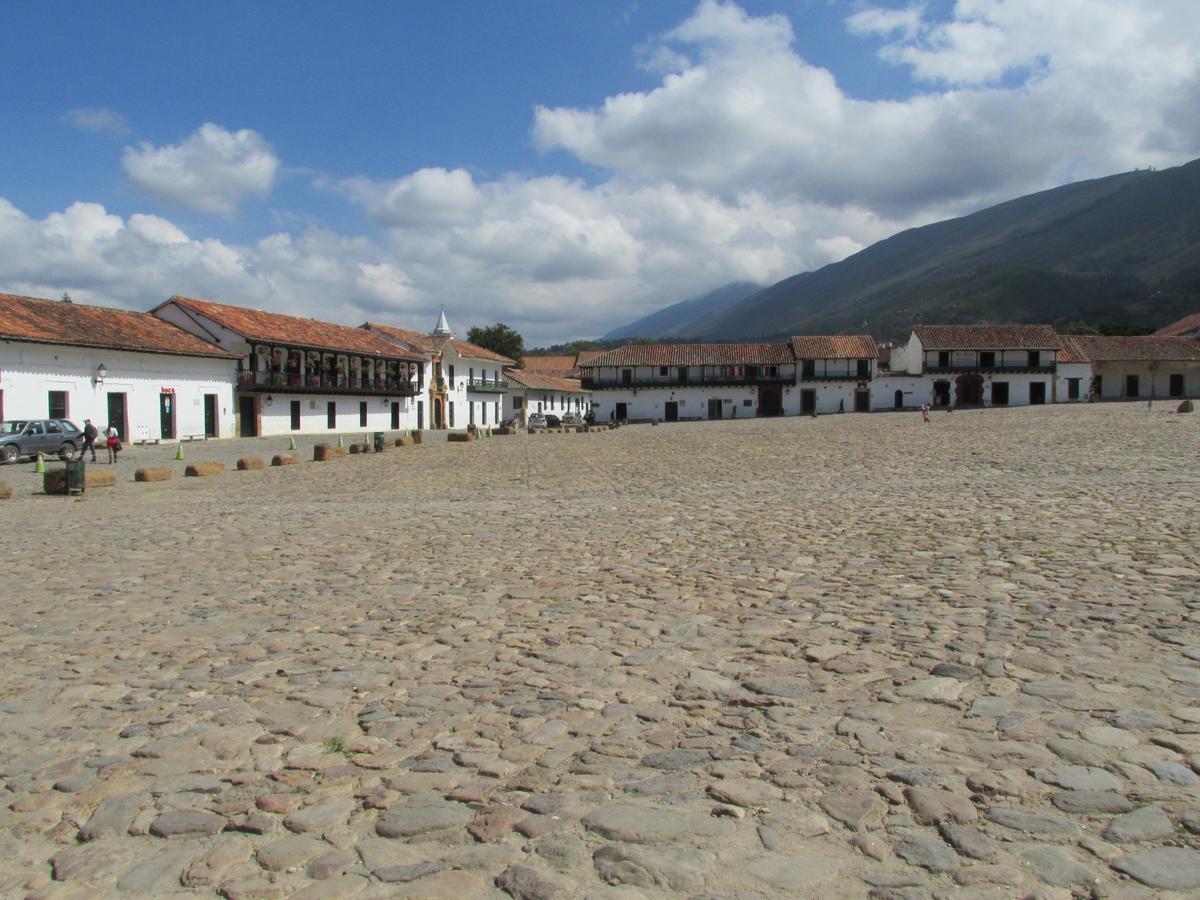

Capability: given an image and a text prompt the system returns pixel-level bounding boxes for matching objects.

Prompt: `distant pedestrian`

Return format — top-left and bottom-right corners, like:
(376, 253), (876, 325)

(81, 419), (98, 462)
(105, 424), (121, 463)
(838, 398), (845, 414)
(921, 404), (930, 423)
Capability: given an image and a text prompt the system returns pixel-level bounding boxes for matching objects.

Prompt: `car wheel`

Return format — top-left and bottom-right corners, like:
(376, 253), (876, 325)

(59, 442), (77, 461)
(0, 445), (18, 464)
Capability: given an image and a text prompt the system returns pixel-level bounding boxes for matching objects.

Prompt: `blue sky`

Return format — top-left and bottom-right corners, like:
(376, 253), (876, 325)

(2, 1), (1197, 343)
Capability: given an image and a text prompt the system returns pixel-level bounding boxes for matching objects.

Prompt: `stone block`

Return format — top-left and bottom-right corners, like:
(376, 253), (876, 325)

(0, 481), (13, 499)
(411, 431), (422, 445)
(236, 457), (265, 471)
(44, 467), (116, 493)
(134, 467), (172, 482)
(185, 463), (225, 477)
(271, 454), (299, 466)
(1178, 399), (1194, 413)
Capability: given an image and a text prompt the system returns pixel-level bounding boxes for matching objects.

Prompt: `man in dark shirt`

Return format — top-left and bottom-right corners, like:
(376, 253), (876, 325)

(81, 419), (99, 462)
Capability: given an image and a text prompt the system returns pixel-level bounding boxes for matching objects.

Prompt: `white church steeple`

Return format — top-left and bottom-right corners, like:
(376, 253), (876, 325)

(433, 308), (452, 336)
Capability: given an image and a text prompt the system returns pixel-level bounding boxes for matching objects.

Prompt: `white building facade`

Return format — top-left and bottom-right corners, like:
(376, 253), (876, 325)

(790, 336), (879, 414)
(502, 369), (592, 426)
(895, 325), (1062, 408)
(1, 293), (238, 447)
(580, 343), (795, 422)
(1058, 335), (1200, 401)
(155, 296), (426, 438)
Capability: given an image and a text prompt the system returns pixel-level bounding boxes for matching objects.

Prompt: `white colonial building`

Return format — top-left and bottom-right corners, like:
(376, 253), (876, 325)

(502, 368), (592, 425)
(891, 324), (1061, 407)
(1, 292), (238, 445)
(154, 296), (426, 438)
(580, 343), (795, 422)
(790, 335), (879, 414)
(1057, 334), (1200, 401)
(365, 312), (513, 430)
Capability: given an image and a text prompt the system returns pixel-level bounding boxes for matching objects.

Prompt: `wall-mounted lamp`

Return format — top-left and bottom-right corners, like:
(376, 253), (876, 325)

(94, 363), (107, 386)
(382, 398), (390, 407)
(265, 394), (273, 407)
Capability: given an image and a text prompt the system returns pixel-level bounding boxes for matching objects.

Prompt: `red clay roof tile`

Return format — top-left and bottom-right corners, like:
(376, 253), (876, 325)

(913, 324), (1061, 350)
(0, 293), (237, 358)
(788, 335), (879, 359)
(580, 343), (793, 368)
(1057, 334), (1200, 362)
(1154, 311), (1200, 337)
(504, 369), (588, 392)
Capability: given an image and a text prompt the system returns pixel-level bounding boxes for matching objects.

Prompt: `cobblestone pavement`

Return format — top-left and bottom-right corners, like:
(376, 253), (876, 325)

(2, 404), (1198, 898)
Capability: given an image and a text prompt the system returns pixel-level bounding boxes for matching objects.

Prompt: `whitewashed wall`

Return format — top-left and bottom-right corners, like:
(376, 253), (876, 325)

(589, 385), (762, 422)
(0, 341), (236, 440)
(255, 393), (421, 438)
(1055, 362), (1093, 402)
(871, 376), (933, 410)
(1091, 362), (1200, 399)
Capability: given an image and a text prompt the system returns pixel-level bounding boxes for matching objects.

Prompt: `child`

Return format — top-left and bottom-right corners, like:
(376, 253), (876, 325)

(105, 424), (121, 463)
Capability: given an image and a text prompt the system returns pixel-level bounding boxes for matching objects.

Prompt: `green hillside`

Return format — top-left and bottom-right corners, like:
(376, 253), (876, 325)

(684, 159), (1200, 342)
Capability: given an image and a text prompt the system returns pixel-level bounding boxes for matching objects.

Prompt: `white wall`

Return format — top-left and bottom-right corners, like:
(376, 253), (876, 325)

(1091, 362), (1200, 400)
(590, 385), (761, 421)
(1055, 362), (1093, 402)
(793, 381), (873, 414)
(0, 341), (236, 441)
(871, 376), (933, 410)
(255, 392), (421, 437)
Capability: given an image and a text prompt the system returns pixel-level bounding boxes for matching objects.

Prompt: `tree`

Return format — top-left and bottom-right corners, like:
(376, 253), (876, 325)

(467, 323), (524, 364)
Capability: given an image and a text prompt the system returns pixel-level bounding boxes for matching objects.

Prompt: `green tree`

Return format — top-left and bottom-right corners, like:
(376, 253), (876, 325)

(467, 323), (524, 364)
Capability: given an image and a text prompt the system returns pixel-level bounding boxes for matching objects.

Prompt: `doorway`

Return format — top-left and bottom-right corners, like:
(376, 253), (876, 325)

(107, 393), (128, 439)
(159, 393), (176, 440)
(664, 401), (679, 422)
(391, 402), (401, 429)
(204, 394), (218, 437)
(1029, 381), (1046, 405)
(800, 389), (816, 414)
(1125, 374), (1139, 398)
(326, 401), (336, 429)
(238, 395), (257, 437)
(894, 389), (903, 410)
(854, 390), (870, 412)
(933, 381), (951, 407)
(707, 398), (722, 420)
(1170, 373), (1184, 397)
(955, 373), (983, 406)
(290, 400), (301, 431)
(417, 401), (424, 430)
(991, 382), (1009, 406)
(615, 402), (628, 421)
(758, 386), (783, 416)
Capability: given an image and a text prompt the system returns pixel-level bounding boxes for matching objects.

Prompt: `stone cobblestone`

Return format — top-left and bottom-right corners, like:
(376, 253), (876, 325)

(1, 404), (1198, 897)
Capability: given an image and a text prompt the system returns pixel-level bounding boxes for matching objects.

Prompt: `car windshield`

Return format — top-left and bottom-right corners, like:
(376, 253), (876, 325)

(0, 421), (29, 435)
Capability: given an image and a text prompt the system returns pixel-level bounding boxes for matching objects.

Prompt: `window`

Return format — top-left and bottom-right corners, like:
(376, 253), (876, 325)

(980, 351), (995, 368)
(621, 369), (632, 384)
(1027, 351), (1040, 368)
(856, 359), (869, 378)
(327, 401), (336, 429)
(513, 396), (523, 409)
(469, 367), (474, 382)
(481, 403), (487, 425)
(46, 420), (62, 433)
(48, 390), (68, 419)
(359, 401), (367, 427)
(937, 351), (950, 368)
(678, 367), (688, 382)
(743, 398), (753, 407)
(448, 401), (455, 427)
(1067, 378), (1080, 400)
(765, 365), (777, 377)
(448, 365), (455, 387)
(659, 366), (668, 376)
(291, 400), (301, 430)
(801, 361), (815, 380)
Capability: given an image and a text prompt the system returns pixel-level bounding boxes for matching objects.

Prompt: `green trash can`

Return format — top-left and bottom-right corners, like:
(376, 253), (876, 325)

(373, 431), (385, 453)
(65, 458), (86, 494)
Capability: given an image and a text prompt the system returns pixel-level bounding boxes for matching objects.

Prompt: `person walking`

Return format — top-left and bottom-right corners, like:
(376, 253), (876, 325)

(921, 404), (930, 423)
(81, 419), (99, 462)
(105, 423), (121, 463)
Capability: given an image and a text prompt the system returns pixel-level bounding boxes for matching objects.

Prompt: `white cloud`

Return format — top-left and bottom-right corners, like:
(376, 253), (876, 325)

(62, 107), (131, 136)
(533, 0), (1200, 219)
(122, 123), (279, 215)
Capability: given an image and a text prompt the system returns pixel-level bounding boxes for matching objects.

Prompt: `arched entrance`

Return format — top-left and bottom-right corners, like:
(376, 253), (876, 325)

(955, 373), (983, 406)
(757, 385), (783, 416)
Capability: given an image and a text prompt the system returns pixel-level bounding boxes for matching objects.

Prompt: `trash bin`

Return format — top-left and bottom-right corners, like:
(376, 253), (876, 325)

(373, 431), (385, 453)
(65, 458), (86, 494)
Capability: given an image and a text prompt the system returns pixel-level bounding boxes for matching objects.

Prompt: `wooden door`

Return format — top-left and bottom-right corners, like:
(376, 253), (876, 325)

(800, 390), (816, 414)
(707, 398), (722, 419)
(107, 393), (128, 439)
(1029, 382), (1046, 405)
(237, 395), (257, 437)
(204, 394), (218, 437)
(854, 390), (869, 412)
(664, 401), (678, 422)
(159, 393), (176, 439)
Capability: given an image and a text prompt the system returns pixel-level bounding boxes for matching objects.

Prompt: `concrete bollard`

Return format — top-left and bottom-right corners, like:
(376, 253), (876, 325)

(185, 463), (225, 477)
(134, 467), (172, 482)
(271, 453), (299, 466)
(394, 436), (413, 447)
(410, 431), (422, 445)
(44, 468), (116, 493)
(447, 432), (473, 443)
(0, 482), (12, 499)
(314, 444), (348, 461)
(236, 457), (266, 471)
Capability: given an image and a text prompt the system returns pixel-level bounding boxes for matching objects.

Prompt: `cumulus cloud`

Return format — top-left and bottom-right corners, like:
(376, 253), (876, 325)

(122, 123), (279, 215)
(533, 0), (1200, 219)
(62, 107), (131, 136)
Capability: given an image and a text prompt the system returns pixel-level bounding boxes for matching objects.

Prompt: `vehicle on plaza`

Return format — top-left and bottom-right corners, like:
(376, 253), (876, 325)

(0, 419), (83, 463)
(559, 413), (580, 426)
(544, 414), (561, 428)
(527, 413), (547, 429)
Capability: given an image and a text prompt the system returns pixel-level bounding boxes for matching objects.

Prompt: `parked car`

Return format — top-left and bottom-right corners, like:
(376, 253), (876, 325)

(559, 413), (580, 426)
(0, 419), (83, 463)
(527, 413), (547, 429)
(544, 414), (561, 428)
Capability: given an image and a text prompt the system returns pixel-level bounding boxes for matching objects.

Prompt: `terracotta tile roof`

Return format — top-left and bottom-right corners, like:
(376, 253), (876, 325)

(913, 324), (1061, 350)
(1154, 311), (1200, 337)
(504, 369), (588, 393)
(789, 335), (879, 359)
(163, 296), (424, 360)
(520, 355), (580, 378)
(1057, 334), (1200, 362)
(1056, 335), (1091, 364)
(365, 322), (514, 364)
(0, 292), (237, 358)
(580, 343), (793, 368)
(575, 350), (604, 364)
